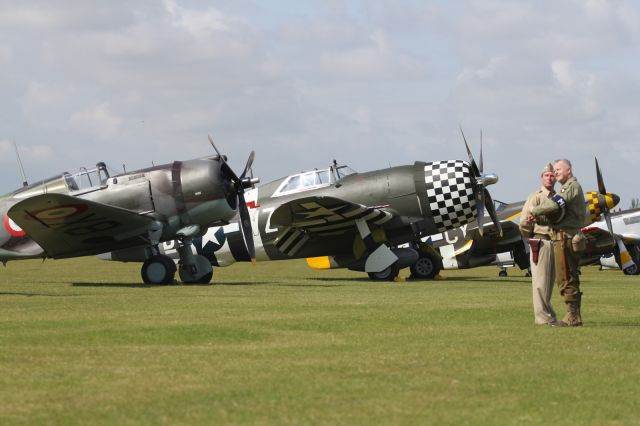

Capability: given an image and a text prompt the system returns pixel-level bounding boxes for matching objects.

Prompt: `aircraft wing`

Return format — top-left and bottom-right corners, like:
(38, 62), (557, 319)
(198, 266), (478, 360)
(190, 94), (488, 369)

(8, 193), (155, 259)
(270, 196), (393, 256)
(582, 226), (640, 251)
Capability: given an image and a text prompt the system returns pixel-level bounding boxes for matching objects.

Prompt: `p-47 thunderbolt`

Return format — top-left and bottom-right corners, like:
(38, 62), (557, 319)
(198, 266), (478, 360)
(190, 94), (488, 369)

(1, 137), (257, 284)
(103, 131), (503, 281)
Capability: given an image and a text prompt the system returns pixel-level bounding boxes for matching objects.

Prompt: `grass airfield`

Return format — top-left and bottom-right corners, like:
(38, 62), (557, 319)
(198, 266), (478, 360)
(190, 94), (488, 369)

(1, 257), (640, 425)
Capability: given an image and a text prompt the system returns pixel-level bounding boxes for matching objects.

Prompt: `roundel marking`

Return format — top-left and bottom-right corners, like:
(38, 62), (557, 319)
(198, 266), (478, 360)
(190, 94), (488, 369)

(3, 213), (27, 237)
(28, 204), (89, 223)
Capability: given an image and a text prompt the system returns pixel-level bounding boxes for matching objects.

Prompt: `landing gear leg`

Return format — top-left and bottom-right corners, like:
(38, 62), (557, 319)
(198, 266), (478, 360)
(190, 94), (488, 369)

(176, 239), (213, 284)
(141, 221), (176, 285)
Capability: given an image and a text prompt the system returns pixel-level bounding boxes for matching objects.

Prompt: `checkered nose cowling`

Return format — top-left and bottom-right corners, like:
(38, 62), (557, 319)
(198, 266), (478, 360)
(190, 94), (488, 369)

(424, 160), (477, 233)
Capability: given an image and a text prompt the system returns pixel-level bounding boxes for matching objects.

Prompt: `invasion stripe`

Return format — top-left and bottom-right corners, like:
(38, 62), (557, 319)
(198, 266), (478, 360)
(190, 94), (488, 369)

(287, 234), (310, 256)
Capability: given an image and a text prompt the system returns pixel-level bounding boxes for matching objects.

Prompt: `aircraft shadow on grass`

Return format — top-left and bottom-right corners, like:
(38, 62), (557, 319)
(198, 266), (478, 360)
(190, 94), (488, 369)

(73, 282), (183, 288)
(0, 291), (83, 297)
(71, 281), (277, 287)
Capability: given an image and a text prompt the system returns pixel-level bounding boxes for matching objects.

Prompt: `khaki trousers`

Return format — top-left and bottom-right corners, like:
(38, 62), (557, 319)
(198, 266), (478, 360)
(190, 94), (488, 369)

(553, 234), (582, 302)
(531, 240), (557, 324)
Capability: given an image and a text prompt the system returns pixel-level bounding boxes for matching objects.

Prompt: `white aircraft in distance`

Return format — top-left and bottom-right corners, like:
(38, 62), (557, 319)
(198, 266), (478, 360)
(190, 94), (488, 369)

(583, 208), (640, 275)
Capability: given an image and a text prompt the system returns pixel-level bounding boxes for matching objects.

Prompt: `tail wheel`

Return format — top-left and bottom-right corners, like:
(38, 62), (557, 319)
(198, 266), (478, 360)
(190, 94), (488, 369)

(367, 263), (400, 281)
(142, 255), (177, 284)
(410, 251), (442, 279)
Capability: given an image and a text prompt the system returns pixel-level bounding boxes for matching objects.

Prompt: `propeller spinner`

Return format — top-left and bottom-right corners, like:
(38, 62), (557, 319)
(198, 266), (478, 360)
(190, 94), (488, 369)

(208, 135), (259, 262)
(459, 128), (502, 237)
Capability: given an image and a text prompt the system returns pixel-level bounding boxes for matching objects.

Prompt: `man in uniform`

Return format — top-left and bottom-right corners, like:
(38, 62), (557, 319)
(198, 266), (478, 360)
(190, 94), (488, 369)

(520, 163), (560, 325)
(532, 159), (587, 327)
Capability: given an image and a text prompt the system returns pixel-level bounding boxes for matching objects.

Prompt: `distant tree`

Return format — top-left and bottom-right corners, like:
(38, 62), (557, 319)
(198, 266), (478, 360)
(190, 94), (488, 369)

(631, 198), (640, 209)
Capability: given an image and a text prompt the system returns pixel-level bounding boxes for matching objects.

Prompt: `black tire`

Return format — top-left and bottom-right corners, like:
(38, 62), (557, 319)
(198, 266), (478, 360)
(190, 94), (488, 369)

(367, 264), (400, 281)
(498, 270), (508, 277)
(410, 252), (441, 279)
(196, 271), (214, 283)
(179, 255), (213, 284)
(141, 255), (176, 284)
(623, 263), (640, 275)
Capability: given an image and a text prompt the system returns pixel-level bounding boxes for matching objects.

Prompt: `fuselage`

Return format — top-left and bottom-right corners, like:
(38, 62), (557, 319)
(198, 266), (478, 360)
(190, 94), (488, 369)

(1, 157), (237, 262)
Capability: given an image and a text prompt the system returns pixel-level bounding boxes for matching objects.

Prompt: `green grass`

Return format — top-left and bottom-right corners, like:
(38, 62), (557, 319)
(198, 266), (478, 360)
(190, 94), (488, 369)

(1, 258), (640, 425)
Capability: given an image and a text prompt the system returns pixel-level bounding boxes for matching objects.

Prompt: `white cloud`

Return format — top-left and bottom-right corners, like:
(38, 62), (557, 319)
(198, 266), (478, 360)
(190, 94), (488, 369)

(551, 59), (575, 89)
(69, 103), (123, 140)
(164, 0), (230, 39)
(320, 30), (425, 79)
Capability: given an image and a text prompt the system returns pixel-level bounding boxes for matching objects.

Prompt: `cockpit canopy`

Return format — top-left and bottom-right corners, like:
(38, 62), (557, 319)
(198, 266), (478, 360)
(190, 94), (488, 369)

(272, 162), (356, 198)
(64, 162), (110, 193)
(10, 162), (110, 199)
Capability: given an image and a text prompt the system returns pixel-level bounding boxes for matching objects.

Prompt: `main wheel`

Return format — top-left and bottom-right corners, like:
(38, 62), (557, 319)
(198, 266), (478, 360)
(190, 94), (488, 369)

(367, 263), (400, 281)
(410, 252), (442, 279)
(498, 270), (508, 277)
(141, 255), (177, 284)
(179, 255), (214, 284)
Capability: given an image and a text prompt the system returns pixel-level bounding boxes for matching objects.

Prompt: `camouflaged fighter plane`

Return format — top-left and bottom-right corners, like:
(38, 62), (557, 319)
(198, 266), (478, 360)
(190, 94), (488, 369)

(428, 158), (640, 276)
(101, 131), (503, 281)
(0, 137), (258, 284)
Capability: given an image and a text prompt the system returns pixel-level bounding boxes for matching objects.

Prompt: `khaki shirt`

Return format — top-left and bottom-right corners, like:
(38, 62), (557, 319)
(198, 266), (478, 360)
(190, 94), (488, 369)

(532, 176), (588, 232)
(520, 186), (553, 238)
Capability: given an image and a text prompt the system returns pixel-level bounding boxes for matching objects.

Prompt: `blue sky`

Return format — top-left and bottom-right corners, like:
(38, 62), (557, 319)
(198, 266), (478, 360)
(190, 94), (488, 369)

(1, 0), (639, 206)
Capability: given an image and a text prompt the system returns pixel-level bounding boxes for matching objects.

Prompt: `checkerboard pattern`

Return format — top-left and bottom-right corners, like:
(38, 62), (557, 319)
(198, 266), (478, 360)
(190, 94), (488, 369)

(585, 191), (602, 223)
(424, 160), (477, 232)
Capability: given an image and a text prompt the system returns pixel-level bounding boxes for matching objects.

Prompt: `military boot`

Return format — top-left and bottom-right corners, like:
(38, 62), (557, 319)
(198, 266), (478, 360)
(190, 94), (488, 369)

(573, 292), (583, 326)
(561, 300), (582, 327)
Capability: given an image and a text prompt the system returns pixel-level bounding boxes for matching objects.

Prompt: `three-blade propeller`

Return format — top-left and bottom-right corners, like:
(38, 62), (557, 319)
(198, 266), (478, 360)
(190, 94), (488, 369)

(595, 158), (634, 271)
(460, 128), (503, 237)
(208, 135), (258, 262)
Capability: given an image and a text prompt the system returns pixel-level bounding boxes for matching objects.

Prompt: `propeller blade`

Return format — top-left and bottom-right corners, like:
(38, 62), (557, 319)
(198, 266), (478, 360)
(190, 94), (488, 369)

(460, 126), (480, 177)
(595, 157), (607, 195)
(595, 158), (634, 271)
(476, 189), (485, 236)
(237, 191), (256, 262)
(603, 203), (614, 237)
(239, 150), (255, 181)
(209, 135), (240, 183)
(483, 188), (503, 237)
(208, 134), (224, 160)
(616, 239), (636, 271)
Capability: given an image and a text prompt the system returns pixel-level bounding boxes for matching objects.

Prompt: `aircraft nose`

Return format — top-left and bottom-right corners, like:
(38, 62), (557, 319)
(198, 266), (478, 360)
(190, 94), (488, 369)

(422, 160), (477, 232)
(607, 193), (620, 209)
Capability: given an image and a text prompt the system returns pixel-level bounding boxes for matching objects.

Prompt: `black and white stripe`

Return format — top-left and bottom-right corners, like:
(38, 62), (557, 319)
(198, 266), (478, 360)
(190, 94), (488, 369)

(273, 200), (393, 256)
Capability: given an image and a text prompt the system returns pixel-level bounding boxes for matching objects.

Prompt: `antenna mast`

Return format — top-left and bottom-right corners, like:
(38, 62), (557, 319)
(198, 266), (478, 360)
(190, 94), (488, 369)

(13, 140), (28, 187)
